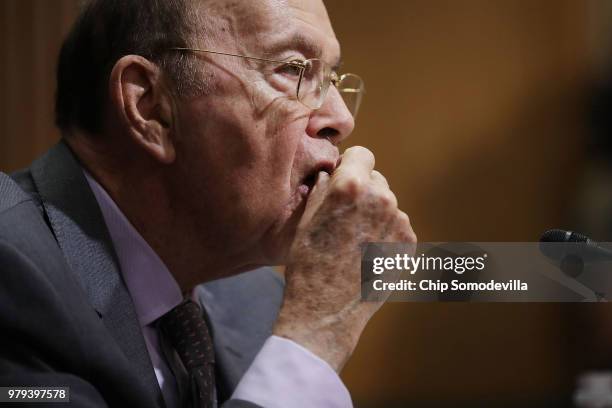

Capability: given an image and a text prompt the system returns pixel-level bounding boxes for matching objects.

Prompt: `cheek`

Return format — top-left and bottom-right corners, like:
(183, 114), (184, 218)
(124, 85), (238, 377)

(263, 119), (308, 190)
(174, 76), (309, 218)
(178, 96), (260, 171)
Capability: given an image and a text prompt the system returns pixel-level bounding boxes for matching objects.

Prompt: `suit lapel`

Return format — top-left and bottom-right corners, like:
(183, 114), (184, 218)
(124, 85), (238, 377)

(30, 141), (165, 408)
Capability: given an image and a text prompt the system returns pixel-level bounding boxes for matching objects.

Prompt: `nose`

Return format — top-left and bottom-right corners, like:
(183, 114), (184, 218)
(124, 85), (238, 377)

(305, 85), (355, 146)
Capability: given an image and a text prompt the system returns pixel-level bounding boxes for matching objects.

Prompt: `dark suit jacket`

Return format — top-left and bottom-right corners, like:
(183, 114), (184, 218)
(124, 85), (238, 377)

(0, 141), (284, 407)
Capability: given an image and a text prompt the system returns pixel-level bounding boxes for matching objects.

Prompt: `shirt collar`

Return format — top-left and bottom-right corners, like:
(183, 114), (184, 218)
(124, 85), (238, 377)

(83, 170), (183, 327)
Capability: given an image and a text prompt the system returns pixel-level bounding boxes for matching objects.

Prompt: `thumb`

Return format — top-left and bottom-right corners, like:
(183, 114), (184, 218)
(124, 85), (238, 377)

(299, 171), (331, 227)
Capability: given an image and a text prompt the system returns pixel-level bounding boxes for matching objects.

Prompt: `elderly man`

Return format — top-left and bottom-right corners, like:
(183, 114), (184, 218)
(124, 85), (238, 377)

(0, 0), (415, 407)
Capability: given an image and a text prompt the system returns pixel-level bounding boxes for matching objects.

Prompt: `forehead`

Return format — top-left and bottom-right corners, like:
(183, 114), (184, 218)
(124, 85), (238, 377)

(202, 0), (340, 63)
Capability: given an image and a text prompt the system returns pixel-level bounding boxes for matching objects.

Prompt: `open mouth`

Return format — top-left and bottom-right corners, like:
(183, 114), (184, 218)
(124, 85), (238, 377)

(302, 172), (319, 191)
(299, 164), (334, 197)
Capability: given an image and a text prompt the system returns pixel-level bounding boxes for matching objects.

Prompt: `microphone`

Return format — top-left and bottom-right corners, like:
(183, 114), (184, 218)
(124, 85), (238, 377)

(539, 229), (612, 263)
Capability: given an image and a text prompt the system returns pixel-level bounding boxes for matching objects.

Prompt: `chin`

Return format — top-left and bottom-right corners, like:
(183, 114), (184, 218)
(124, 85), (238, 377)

(259, 205), (304, 265)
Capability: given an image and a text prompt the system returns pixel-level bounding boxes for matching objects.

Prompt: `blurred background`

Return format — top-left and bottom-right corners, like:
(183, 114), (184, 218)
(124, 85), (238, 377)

(2, 0), (612, 406)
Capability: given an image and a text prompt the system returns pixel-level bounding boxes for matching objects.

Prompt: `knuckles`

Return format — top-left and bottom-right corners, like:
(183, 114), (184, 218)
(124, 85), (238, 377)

(405, 230), (418, 244)
(377, 191), (397, 210)
(393, 226), (417, 243)
(345, 146), (375, 164)
(399, 222), (417, 244)
(328, 175), (398, 214)
(330, 177), (365, 202)
(389, 211), (417, 243)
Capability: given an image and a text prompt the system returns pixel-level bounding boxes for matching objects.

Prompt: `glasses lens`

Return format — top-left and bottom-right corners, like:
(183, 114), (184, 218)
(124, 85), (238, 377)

(297, 59), (330, 110)
(337, 74), (364, 118)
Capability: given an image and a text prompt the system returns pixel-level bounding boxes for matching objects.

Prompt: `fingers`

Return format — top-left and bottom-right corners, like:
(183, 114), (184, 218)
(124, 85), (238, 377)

(333, 146), (375, 187)
(393, 211), (417, 243)
(370, 170), (396, 210)
(370, 170), (389, 189)
(335, 149), (387, 192)
(302, 145), (413, 246)
(301, 171), (331, 224)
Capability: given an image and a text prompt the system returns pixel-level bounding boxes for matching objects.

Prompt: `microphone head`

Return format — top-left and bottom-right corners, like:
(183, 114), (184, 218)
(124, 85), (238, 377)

(540, 229), (612, 263)
(540, 229), (590, 243)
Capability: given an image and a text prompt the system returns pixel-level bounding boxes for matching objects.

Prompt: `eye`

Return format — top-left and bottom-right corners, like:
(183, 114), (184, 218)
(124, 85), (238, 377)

(277, 61), (303, 77)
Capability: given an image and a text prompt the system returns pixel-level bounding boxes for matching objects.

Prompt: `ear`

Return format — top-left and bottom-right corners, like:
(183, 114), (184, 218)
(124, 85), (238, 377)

(109, 55), (175, 164)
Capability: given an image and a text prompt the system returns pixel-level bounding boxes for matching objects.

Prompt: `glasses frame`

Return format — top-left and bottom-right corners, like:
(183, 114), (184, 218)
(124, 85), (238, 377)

(169, 47), (364, 115)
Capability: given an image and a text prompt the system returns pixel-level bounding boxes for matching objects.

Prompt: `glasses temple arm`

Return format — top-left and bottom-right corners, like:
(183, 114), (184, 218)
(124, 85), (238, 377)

(170, 47), (305, 67)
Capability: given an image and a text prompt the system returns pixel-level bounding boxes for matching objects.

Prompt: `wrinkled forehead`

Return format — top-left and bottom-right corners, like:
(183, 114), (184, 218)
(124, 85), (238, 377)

(201, 0), (341, 67)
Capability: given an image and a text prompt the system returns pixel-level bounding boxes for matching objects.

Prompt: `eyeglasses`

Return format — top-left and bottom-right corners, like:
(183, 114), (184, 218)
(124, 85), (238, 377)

(169, 47), (365, 118)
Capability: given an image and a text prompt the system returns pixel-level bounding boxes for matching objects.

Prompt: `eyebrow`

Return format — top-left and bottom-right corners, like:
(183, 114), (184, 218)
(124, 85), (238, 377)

(266, 33), (342, 71)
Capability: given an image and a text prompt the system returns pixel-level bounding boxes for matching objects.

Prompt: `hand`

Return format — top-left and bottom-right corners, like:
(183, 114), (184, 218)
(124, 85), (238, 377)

(273, 146), (417, 371)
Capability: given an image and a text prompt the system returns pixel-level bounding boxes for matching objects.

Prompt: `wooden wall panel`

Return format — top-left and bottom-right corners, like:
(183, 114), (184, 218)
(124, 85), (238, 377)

(0, 0), (78, 171)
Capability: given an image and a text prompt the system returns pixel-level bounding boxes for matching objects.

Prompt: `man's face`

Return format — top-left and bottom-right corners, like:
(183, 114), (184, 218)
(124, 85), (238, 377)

(171, 0), (355, 266)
